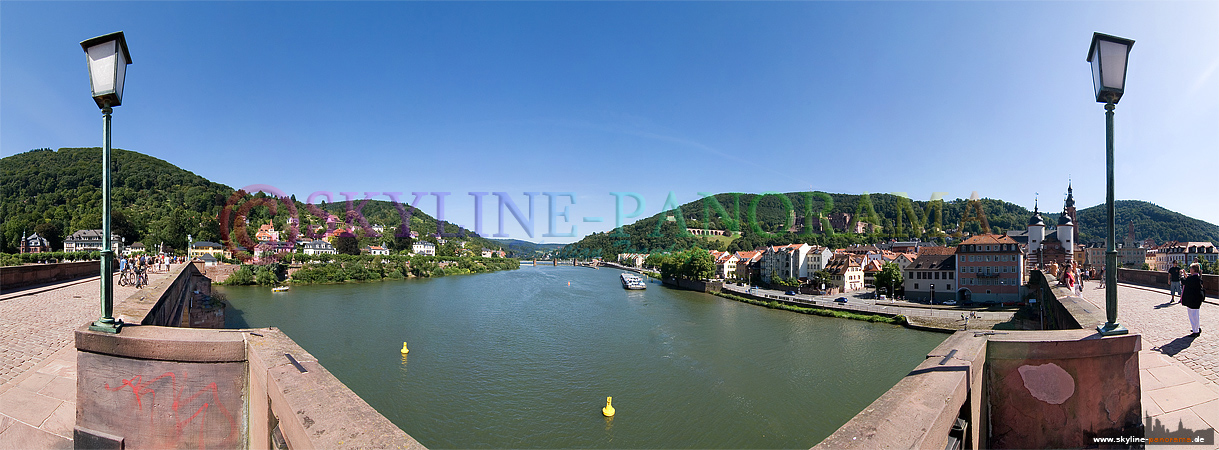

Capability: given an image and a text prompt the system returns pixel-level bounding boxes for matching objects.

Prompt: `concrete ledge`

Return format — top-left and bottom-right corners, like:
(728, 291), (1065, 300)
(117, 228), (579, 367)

(987, 329), (1141, 360)
(75, 325), (246, 363)
(814, 331), (987, 450)
(244, 327), (426, 450)
(0, 261), (102, 292)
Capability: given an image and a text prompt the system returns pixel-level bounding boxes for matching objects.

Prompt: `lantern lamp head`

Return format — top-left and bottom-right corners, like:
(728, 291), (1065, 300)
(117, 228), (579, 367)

(81, 31), (133, 109)
(1087, 32), (1134, 104)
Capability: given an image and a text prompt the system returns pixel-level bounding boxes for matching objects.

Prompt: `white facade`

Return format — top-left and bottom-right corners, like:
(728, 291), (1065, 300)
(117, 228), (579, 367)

(412, 241), (436, 256)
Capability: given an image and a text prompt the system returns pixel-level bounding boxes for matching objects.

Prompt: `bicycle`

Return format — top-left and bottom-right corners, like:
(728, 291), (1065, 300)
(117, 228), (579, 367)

(134, 266), (148, 288)
(118, 267), (135, 286)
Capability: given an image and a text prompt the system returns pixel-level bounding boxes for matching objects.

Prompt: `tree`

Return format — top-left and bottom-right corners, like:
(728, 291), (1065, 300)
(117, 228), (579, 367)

(33, 222), (61, 251)
(682, 247), (716, 280)
(875, 262), (904, 297)
(810, 270), (833, 291)
(334, 233), (360, 255)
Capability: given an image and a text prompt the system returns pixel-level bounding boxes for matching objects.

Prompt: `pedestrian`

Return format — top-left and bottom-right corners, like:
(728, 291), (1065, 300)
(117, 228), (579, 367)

(1098, 267), (1105, 288)
(1181, 262), (1205, 337)
(1168, 262), (1183, 303)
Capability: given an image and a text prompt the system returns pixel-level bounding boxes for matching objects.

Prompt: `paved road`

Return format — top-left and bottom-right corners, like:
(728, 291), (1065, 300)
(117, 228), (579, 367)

(0, 267), (178, 385)
(1076, 280), (1218, 384)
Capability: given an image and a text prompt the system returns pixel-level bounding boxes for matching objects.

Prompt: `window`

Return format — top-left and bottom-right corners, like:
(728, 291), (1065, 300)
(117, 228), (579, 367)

(915, 283), (919, 290)
(949, 273), (953, 279)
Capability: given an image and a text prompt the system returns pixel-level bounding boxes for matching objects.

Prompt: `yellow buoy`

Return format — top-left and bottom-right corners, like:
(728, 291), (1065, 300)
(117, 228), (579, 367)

(400, 342), (409, 354)
(602, 396), (615, 417)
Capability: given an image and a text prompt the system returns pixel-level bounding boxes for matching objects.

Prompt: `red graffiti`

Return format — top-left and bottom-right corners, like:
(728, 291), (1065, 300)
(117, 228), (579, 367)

(105, 372), (238, 449)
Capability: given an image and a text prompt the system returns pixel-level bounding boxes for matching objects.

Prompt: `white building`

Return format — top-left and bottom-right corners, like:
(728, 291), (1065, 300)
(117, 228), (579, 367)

(303, 240), (337, 256)
(760, 244), (812, 283)
(804, 246), (835, 273)
(412, 241), (436, 256)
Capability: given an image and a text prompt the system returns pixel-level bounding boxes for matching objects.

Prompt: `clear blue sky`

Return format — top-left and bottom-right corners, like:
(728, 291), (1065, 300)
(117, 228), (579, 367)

(3, 1), (1217, 244)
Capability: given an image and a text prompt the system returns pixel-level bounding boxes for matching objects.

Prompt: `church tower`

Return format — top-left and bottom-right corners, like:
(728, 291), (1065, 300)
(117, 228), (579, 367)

(1058, 204), (1075, 265)
(1064, 182), (1078, 242)
(1027, 199), (1046, 269)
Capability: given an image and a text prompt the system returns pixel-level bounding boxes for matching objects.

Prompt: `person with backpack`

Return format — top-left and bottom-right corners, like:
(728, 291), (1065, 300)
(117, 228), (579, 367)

(1181, 262), (1205, 337)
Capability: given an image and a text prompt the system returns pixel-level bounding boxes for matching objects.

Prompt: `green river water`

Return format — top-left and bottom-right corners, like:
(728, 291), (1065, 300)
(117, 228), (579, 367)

(218, 265), (946, 448)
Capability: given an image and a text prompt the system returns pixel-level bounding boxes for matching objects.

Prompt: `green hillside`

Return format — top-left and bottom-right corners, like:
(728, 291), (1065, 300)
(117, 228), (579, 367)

(559, 192), (1219, 258)
(1, 147), (498, 255)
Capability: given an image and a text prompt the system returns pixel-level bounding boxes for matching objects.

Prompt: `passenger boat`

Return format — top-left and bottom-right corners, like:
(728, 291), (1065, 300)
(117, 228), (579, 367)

(272, 286), (290, 292)
(620, 273), (647, 290)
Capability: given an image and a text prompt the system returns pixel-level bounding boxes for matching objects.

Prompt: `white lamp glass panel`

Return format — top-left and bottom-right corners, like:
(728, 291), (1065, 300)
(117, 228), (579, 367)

(1099, 40), (1127, 90)
(1091, 44), (1103, 99)
(87, 41), (117, 96)
(115, 48), (127, 103)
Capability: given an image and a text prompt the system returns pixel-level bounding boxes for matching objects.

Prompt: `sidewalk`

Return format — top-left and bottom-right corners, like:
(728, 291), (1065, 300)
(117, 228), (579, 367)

(0, 266), (179, 448)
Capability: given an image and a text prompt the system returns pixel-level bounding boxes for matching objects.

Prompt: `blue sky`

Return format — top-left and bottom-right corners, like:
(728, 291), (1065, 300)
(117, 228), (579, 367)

(3, 1), (1217, 244)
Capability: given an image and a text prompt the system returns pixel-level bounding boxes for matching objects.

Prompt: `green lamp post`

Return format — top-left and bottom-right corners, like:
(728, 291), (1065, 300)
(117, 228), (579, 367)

(82, 31), (132, 334)
(1088, 32), (1134, 336)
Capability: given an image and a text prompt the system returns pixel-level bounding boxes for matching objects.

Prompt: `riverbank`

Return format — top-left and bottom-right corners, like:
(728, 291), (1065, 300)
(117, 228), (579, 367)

(711, 289), (908, 326)
(220, 255), (520, 286)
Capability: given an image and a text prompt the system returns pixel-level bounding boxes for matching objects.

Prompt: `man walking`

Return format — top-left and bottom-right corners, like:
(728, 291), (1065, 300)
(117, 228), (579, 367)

(1181, 262), (1205, 337)
(1169, 262), (1183, 303)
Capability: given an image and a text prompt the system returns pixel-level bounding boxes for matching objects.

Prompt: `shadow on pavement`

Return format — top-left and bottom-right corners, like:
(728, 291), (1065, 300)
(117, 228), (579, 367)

(1151, 335), (1197, 357)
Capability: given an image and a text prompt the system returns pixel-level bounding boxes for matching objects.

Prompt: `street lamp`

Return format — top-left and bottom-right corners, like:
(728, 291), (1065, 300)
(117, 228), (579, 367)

(82, 31), (132, 334)
(1088, 32), (1133, 336)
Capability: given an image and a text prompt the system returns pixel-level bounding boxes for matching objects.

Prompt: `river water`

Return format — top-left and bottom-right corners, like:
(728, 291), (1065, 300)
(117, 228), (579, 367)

(218, 265), (946, 448)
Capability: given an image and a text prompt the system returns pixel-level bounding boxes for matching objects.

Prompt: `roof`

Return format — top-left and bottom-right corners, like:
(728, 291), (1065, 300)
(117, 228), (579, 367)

(960, 234), (1017, 246)
(917, 246), (956, 255)
(191, 241), (224, 248)
(66, 229), (119, 241)
(198, 254), (218, 262)
(909, 253), (957, 271)
(825, 254), (863, 274)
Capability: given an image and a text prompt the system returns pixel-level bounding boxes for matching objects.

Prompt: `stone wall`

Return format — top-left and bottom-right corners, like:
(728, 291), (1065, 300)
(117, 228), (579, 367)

(661, 277), (723, 293)
(987, 331), (1142, 448)
(1119, 268), (1218, 298)
(1, 261), (104, 291)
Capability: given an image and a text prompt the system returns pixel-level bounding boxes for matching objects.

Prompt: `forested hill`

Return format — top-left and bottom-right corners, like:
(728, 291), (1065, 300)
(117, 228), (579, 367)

(0, 147), (496, 254)
(558, 192), (1219, 258)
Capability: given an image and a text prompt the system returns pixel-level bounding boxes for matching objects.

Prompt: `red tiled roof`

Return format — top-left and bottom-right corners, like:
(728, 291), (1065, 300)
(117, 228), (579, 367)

(917, 246), (957, 255)
(960, 234), (1018, 245)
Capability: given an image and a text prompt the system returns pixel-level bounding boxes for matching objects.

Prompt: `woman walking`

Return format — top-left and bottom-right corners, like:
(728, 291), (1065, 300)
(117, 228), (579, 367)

(1181, 262), (1205, 337)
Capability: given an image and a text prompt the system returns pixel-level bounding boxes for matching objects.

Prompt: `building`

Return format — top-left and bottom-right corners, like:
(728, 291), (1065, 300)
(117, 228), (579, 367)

(126, 242), (147, 256)
(733, 250), (763, 284)
(617, 253), (649, 267)
(714, 252), (739, 279)
(255, 224), (281, 242)
(862, 259), (884, 289)
(1017, 198), (1073, 272)
(903, 251), (957, 303)
(824, 253), (865, 292)
(188, 241), (228, 260)
(412, 241), (436, 256)
(760, 244), (812, 283)
(63, 229), (123, 254)
(19, 232), (51, 254)
(957, 234), (1024, 304)
(1152, 242), (1216, 271)
(366, 245), (390, 256)
(804, 246), (835, 273)
(302, 240), (337, 256)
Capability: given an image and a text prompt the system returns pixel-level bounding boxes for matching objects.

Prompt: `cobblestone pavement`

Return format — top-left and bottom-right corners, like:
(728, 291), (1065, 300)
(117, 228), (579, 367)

(0, 268), (177, 385)
(1077, 280), (1218, 384)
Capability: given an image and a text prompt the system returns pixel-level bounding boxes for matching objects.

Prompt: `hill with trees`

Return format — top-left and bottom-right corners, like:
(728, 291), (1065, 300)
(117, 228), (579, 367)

(1, 147), (499, 256)
(559, 192), (1219, 258)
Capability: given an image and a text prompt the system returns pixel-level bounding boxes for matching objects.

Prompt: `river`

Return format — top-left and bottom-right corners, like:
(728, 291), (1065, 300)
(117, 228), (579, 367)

(218, 265), (946, 448)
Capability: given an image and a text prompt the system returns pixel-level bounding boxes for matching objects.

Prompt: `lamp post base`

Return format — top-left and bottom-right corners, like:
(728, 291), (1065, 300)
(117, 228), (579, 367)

(89, 318), (122, 334)
(1096, 322), (1128, 336)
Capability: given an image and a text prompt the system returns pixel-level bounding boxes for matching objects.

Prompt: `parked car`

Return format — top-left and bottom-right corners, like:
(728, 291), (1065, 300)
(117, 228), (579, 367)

(943, 300), (957, 306)
(785, 290), (796, 296)
(834, 297), (848, 303)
